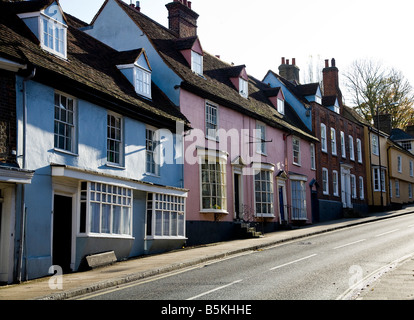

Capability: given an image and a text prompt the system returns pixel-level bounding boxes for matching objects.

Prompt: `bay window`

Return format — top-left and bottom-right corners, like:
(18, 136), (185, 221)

(146, 193), (185, 238)
(254, 170), (274, 216)
(80, 182), (132, 236)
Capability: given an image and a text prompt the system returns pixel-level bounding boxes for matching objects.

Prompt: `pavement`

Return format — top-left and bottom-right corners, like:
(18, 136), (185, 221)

(1, 206), (414, 301)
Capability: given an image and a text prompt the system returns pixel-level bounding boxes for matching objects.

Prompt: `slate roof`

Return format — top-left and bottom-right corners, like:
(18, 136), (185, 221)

(390, 128), (414, 141)
(0, 1), (190, 131)
(108, 0), (316, 141)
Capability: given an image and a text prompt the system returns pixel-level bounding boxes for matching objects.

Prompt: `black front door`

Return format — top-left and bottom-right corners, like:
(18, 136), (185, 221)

(53, 195), (72, 273)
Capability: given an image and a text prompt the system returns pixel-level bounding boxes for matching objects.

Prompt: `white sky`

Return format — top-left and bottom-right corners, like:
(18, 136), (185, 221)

(59, 0), (414, 105)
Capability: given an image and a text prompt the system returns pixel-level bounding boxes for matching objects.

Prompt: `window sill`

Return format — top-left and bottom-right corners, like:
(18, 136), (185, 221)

(54, 148), (78, 157)
(78, 233), (134, 240)
(145, 236), (187, 241)
(105, 162), (126, 170)
(256, 213), (275, 218)
(200, 209), (229, 215)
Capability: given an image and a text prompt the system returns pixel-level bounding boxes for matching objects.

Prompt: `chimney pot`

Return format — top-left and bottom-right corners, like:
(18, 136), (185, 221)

(331, 58), (336, 67)
(325, 59), (329, 68)
(188, 1), (192, 9)
(292, 58), (296, 66)
(286, 59), (290, 65)
(281, 57), (285, 65)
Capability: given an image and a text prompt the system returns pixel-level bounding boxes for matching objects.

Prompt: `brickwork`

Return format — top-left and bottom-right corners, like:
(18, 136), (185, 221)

(166, 0), (199, 38)
(0, 69), (17, 163)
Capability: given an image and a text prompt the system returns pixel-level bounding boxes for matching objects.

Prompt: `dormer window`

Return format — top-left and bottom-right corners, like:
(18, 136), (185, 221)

(116, 48), (152, 99)
(315, 95), (322, 105)
(239, 78), (248, 98)
(191, 51), (203, 75)
(41, 16), (67, 58)
(18, 1), (68, 60)
(135, 67), (151, 98)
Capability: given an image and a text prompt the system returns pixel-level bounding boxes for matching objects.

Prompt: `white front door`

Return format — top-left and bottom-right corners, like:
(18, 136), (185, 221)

(341, 167), (352, 208)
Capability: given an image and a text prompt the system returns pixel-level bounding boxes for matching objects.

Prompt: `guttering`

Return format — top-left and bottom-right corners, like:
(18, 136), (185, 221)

(17, 66), (36, 283)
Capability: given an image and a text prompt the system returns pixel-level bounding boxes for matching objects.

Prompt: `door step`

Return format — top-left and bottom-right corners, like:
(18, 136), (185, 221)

(237, 222), (263, 239)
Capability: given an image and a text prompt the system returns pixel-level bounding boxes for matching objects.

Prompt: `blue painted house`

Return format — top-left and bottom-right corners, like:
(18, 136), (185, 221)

(0, 0), (190, 283)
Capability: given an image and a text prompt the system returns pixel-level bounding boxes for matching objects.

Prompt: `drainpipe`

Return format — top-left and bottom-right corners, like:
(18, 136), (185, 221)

(17, 67), (36, 283)
(368, 127), (374, 207)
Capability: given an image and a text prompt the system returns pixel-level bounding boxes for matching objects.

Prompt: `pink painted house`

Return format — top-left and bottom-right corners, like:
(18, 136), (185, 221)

(84, 0), (318, 246)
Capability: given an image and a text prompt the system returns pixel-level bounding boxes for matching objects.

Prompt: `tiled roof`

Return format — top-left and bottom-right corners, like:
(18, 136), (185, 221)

(0, 3), (190, 131)
(113, 0), (316, 141)
(297, 83), (319, 96)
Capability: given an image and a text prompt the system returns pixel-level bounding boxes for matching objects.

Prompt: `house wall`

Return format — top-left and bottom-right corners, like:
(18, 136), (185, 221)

(388, 147), (414, 205)
(312, 103), (368, 220)
(14, 78), (186, 279)
(180, 89), (315, 245)
(365, 127), (390, 208)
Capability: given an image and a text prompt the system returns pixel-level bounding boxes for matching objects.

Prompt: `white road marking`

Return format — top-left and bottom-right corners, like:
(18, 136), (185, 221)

(186, 279), (243, 300)
(375, 229), (400, 237)
(269, 254), (317, 271)
(333, 239), (367, 250)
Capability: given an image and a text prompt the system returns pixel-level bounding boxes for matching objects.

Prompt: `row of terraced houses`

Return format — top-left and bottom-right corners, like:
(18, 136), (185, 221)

(1, 0), (414, 284)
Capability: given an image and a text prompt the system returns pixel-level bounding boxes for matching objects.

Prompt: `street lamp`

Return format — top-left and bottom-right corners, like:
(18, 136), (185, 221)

(376, 102), (398, 208)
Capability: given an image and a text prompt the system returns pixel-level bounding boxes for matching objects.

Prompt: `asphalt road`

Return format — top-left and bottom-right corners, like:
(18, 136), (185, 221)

(78, 213), (414, 300)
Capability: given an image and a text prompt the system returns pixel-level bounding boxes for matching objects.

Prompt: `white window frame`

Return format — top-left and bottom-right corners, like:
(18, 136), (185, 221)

(409, 184), (413, 199)
(146, 193), (186, 239)
(310, 143), (316, 170)
(322, 168), (329, 195)
(277, 98), (285, 115)
(372, 135), (379, 156)
(349, 135), (355, 161)
(357, 138), (362, 163)
(199, 152), (227, 213)
(341, 131), (346, 158)
(373, 167), (386, 192)
(54, 91), (76, 154)
(80, 181), (133, 237)
(351, 174), (357, 199)
(333, 170), (339, 196)
(256, 122), (267, 155)
(390, 180), (393, 198)
(291, 178), (307, 220)
(410, 160), (414, 177)
(359, 176), (365, 200)
(146, 127), (160, 176)
(239, 78), (248, 98)
(205, 101), (219, 141)
(107, 112), (124, 166)
(135, 66), (151, 99)
(191, 51), (203, 75)
(254, 169), (274, 217)
(331, 128), (337, 155)
(40, 14), (67, 59)
(321, 124), (327, 152)
(292, 137), (301, 166)
(397, 155), (402, 173)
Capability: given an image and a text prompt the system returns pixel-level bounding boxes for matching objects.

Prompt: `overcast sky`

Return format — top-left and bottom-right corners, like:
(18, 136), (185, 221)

(59, 0), (414, 106)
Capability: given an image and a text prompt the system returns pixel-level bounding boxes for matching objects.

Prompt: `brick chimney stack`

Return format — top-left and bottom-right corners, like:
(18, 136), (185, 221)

(166, 0), (199, 38)
(322, 58), (343, 108)
(278, 57), (300, 84)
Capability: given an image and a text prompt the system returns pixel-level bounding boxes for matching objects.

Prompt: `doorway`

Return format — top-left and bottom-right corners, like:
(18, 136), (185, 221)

(341, 166), (353, 208)
(234, 173), (242, 220)
(53, 195), (73, 273)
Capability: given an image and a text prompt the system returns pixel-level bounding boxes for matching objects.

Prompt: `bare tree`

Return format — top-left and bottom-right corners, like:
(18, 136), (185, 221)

(343, 59), (414, 129)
